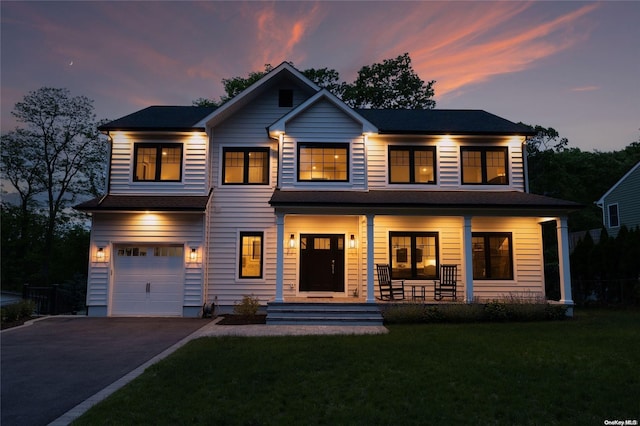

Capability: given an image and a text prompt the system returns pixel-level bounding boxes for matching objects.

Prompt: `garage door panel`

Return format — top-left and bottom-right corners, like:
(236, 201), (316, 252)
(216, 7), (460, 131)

(113, 244), (184, 316)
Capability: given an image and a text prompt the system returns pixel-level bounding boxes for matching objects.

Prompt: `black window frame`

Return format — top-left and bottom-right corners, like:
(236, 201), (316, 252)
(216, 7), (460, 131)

(222, 147), (270, 185)
(133, 143), (183, 182)
(388, 146), (437, 184)
(472, 232), (514, 280)
(297, 142), (350, 182)
(389, 232), (439, 280)
(239, 231), (264, 279)
(460, 146), (509, 185)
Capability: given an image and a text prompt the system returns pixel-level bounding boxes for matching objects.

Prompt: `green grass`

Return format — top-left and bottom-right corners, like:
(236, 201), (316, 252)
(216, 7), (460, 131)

(74, 309), (640, 425)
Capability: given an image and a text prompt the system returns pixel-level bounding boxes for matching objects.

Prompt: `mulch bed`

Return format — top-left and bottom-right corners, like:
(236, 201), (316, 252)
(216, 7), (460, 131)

(216, 314), (267, 325)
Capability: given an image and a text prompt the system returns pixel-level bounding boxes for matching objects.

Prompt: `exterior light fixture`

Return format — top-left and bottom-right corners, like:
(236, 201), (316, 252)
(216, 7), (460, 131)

(96, 247), (105, 261)
(190, 248), (197, 261)
(289, 234), (296, 249)
(350, 234), (356, 249)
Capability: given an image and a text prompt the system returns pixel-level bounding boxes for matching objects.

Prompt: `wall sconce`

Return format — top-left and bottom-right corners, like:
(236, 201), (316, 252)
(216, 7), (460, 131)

(190, 247), (197, 262)
(289, 234), (296, 249)
(96, 247), (105, 262)
(349, 234), (356, 249)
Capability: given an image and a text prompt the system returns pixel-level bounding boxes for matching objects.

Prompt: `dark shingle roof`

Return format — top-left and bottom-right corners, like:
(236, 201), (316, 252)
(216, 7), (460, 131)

(98, 106), (216, 131)
(74, 194), (210, 212)
(356, 109), (535, 135)
(270, 190), (580, 211)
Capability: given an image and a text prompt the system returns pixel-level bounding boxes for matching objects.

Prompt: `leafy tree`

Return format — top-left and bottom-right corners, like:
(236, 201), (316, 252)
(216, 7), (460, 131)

(194, 53), (435, 109)
(1, 87), (108, 283)
(342, 53), (436, 109)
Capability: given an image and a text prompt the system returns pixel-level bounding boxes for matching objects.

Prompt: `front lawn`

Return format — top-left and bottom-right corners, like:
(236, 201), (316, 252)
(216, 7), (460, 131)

(74, 309), (639, 425)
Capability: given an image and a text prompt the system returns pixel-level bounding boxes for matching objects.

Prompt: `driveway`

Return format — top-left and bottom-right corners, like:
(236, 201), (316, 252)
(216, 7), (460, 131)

(1, 316), (210, 426)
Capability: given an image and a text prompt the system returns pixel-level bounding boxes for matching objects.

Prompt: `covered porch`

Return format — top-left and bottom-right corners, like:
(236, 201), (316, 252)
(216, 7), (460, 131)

(268, 189), (579, 320)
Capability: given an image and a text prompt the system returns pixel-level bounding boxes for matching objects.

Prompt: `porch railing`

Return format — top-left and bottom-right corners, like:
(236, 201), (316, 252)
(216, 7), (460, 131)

(22, 283), (85, 315)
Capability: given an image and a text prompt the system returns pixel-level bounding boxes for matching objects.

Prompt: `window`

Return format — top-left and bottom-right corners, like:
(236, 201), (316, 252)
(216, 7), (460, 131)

(389, 146), (436, 184)
(134, 143), (182, 181)
(461, 147), (508, 185)
(279, 89), (293, 107)
(239, 232), (263, 278)
(298, 143), (349, 182)
(472, 233), (513, 280)
(223, 148), (269, 184)
(389, 232), (439, 280)
(608, 204), (620, 227)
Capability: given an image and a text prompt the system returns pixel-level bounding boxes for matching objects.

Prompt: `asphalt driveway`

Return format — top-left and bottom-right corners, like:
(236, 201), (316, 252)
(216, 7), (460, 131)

(1, 316), (210, 426)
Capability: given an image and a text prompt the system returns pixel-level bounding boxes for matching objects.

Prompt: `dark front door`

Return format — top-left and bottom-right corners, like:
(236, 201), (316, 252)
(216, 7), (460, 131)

(299, 234), (345, 292)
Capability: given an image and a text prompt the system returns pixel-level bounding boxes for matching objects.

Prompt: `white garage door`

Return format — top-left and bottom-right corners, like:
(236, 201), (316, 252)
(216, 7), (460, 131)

(112, 245), (185, 316)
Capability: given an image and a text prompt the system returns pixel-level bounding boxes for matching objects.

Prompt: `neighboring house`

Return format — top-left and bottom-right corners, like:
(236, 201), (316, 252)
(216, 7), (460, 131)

(595, 161), (640, 238)
(75, 62), (579, 318)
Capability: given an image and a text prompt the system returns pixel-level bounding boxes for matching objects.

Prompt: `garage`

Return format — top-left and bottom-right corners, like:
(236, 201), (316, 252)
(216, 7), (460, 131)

(112, 244), (185, 316)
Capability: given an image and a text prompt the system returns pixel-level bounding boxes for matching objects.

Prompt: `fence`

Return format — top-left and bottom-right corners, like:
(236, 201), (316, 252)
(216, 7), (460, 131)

(22, 283), (85, 315)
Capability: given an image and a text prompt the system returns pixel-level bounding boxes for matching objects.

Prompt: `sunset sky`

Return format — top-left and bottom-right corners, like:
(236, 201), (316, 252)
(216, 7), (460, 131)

(1, 1), (638, 151)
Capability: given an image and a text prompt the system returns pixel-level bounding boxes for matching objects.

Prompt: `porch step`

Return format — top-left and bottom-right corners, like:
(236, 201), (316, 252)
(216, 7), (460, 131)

(266, 302), (384, 326)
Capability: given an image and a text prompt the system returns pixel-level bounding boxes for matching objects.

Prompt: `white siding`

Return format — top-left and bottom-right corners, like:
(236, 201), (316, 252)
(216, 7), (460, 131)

(86, 212), (205, 312)
(108, 132), (209, 195)
(206, 85), (306, 306)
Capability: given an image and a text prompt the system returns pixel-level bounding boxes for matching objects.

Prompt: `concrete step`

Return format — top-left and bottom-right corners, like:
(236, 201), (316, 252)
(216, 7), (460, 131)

(266, 302), (383, 326)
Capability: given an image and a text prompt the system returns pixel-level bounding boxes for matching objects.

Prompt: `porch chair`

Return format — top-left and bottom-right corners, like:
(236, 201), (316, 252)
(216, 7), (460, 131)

(376, 264), (405, 301)
(434, 264), (457, 301)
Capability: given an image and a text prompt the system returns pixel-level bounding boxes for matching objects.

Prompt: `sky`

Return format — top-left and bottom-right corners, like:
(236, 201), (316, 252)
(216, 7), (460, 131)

(1, 1), (639, 152)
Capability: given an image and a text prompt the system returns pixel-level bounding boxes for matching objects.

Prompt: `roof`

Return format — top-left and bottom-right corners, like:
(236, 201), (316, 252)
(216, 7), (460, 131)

(74, 194), (211, 212)
(270, 190), (580, 212)
(595, 161), (640, 206)
(98, 106), (216, 132)
(355, 109), (535, 136)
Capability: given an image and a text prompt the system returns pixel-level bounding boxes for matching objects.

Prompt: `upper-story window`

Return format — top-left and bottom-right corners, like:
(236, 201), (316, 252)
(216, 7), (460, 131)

(298, 143), (349, 182)
(389, 146), (436, 184)
(279, 89), (293, 107)
(608, 204), (620, 228)
(134, 143), (182, 182)
(223, 148), (269, 185)
(461, 147), (508, 185)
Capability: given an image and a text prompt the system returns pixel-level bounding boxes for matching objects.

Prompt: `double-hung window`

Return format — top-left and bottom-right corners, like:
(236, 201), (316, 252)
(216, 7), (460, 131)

(608, 204), (620, 228)
(461, 147), (508, 185)
(239, 232), (263, 278)
(389, 232), (439, 280)
(472, 233), (513, 280)
(134, 143), (183, 182)
(298, 143), (349, 182)
(223, 148), (269, 185)
(389, 146), (436, 184)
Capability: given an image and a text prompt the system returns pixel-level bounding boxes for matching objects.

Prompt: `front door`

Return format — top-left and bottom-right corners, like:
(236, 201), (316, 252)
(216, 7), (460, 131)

(299, 234), (345, 292)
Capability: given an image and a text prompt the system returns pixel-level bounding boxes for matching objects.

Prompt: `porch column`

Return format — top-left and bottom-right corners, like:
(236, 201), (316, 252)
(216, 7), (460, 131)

(556, 216), (574, 311)
(463, 216), (474, 303)
(275, 213), (285, 303)
(366, 213), (375, 303)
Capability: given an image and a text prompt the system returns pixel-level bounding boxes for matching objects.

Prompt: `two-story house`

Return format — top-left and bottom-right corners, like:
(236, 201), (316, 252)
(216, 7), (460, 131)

(75, 62), (578, 319)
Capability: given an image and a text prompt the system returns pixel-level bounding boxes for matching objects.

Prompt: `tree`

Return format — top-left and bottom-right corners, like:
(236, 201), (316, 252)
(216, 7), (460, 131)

(1, 87), (108, 283)
(342, 53), (436, 109)
(193, 53), (436, 109)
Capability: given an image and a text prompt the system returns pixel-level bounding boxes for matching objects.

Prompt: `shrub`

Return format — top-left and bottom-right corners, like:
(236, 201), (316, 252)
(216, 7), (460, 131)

(233, 294), (260, 316)
(1, 299), (36, 322)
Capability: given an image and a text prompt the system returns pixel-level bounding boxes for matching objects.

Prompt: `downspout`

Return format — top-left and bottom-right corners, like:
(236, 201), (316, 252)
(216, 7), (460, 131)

(522, 137), (530, 193)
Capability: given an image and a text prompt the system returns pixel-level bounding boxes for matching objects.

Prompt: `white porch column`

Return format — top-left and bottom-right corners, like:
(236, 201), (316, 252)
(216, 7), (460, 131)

(366, 213), (375, 303)
(275, 213), (285, 303)
(463, 216), (474, 303)
(556, 216), (574, 311)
